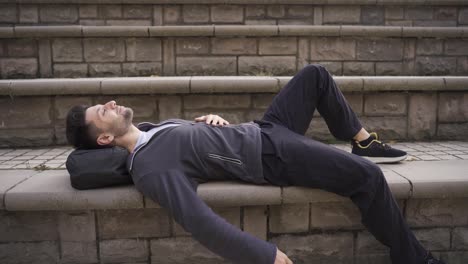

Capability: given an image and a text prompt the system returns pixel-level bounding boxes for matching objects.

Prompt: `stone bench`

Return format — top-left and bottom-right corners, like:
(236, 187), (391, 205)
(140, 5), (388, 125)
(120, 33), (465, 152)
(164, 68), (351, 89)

(1, 159), (468, 263)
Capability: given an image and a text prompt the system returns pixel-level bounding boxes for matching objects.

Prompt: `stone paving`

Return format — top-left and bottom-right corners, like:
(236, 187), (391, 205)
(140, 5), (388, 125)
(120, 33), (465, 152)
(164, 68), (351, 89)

(0, 141), (467, 171)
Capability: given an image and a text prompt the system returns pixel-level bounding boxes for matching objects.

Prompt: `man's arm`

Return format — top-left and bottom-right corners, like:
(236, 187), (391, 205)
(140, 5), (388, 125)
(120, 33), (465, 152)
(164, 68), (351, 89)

(134, 169), (277, 264)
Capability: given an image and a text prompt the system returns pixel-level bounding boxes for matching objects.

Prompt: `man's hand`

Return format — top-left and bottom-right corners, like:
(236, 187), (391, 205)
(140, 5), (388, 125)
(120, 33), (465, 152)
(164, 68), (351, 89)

(275, 248), (293, 264)
(194, 114), (230, 126)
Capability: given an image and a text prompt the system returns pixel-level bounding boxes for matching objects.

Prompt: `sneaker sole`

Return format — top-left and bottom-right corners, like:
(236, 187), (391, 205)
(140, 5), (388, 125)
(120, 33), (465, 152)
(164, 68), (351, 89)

(363, 155), (408, 164)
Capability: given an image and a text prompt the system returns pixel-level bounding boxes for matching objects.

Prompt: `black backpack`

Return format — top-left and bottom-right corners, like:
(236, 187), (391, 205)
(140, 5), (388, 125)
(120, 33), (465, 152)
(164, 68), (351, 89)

(66, 147), (133, 190)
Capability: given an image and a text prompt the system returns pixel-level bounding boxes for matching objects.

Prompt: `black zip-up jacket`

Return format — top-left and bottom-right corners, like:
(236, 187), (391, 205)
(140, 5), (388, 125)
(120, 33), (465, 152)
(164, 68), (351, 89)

(127, 119), (277, 264)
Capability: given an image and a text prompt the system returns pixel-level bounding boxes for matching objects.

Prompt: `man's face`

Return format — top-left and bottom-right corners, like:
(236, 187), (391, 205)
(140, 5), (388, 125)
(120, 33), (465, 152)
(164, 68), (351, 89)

(85, 100), (134, 140)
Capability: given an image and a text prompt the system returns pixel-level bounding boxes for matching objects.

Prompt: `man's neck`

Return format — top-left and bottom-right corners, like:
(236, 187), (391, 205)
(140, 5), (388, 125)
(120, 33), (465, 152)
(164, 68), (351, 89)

(115, 125), (141, 153)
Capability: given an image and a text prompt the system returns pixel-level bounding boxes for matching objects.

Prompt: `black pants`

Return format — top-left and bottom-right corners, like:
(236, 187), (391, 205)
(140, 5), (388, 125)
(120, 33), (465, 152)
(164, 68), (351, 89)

(254, 64), (428, 264)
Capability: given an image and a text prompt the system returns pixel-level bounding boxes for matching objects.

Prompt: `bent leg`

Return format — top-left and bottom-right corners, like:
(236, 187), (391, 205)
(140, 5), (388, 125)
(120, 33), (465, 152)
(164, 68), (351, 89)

(261, 127), (427, 263)
(261, 64), (362, 140)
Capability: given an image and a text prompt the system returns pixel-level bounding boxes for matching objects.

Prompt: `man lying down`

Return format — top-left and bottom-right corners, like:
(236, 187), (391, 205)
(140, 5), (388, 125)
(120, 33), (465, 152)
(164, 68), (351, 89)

(65, 65), (444, 264)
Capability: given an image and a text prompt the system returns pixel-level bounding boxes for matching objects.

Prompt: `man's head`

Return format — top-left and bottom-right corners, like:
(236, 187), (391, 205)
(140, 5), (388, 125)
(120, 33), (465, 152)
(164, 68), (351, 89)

(66, 100), (134, 149)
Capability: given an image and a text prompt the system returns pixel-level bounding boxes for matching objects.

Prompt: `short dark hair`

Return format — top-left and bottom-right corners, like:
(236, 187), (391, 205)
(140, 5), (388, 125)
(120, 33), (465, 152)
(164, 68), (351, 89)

(66, 105), (104, 149)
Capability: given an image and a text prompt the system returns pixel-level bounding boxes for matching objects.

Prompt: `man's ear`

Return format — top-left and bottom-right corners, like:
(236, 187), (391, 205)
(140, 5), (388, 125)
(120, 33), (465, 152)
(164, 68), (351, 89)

(97, 133), (115, 146)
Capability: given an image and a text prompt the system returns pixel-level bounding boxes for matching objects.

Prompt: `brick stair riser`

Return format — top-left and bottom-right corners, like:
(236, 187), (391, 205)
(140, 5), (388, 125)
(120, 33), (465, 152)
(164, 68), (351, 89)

(0, 89), (467, 147)
(1, 3), (468, 27)
(1, 198), (468, 263)
(1, 34), (468, 78)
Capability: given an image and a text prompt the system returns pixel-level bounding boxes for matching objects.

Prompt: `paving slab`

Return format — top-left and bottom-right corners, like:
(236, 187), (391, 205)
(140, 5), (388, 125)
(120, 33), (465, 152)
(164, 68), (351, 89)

(383, 160), (468, 199)
(4, 170), (144, 211)
(0, 170), (38, 210)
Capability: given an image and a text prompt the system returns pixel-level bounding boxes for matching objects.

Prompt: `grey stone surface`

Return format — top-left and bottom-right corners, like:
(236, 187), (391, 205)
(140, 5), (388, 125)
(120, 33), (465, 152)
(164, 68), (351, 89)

(438, 93), (468, 122)
(123, 62), (162, 76)
(259, 37), (297, 55)
(6, 39), (37, 57)
(163, 38), (175, 75)
(159, 95), (182, 121)
(190, 76), (278, 93)
(238, 56), (296, 76)
(184, 95), (250, 109)
(123, 5), (152, 19)
(407, 198), (468, 227)
(59, 211), (97, 264)
(0, 241), (59, 264)
(271, 233), (354, 263)
(0, 170), (37, 209)
(0, 128), (54, 148)
(84, 38), (125, 62)
(126, 38), (162, 61)
(150, 237), (224, 264)
(414, 228), (451, 250)
(358, 116), (407, 140)
(445, 40), (468, 56)
(364, 93), (407, 116)
(310, 201), (362, 229)
(100, 239), (148, 263)
(212, 37), (257, 55)
(438, 123), (468, 140)
(389, 160), (468, 198)
(79, 5), (98, 18)
(460, 8), (468, 24)
(269, 203), (309, 233)
(343, 62), (374, 75)
(177, 57), (236, 75)
(416, 39), (443, 55)
(453, 227), (468, 250)
(243, 206), (267, 240)
(52, 38), (83, 62)
(408, 93), (437, 140)
(89, 63), (122, 77)
(415, 56), (457, 75)
(361, 6), (384, 25)
(99, 5), (121, 19)
(310, 38), (355, 60)
(38, 39), (52, 77)
(39, 5), (78, 23)
(440, 251), (468, 263)
(98, 209), (170, 239)
(5, 170), (143, 210)
(357, 39), (403, 61)
(54, 63), (88, 78)
(163, 5), (181, 24)
(375, 62), (403, 75)
(0, 97), (51, 128)
(323, 6), (360, 23)
(405, 7), (433, 20)
(182, 5), (209, 23)
(176, 38), (210, 54)
(0, 4), (17, 23)
(267, 5), (285, 18)
(211, 5), (243, 23)
(0, 58), (38, 79)
(0, 211), (58, 241)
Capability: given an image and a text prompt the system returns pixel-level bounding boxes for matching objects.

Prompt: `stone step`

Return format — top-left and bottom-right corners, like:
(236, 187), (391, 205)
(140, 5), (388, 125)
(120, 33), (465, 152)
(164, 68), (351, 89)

(0, 1), (467, 27)
(0, 75), (467, 147)
(1, 25), (468, 78)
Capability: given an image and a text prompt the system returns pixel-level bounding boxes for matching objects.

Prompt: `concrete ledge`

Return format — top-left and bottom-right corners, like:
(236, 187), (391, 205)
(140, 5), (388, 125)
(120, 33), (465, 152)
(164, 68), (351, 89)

(4, 25), (467, 39)
(1, 76), (467, 96)
(1, 0), (468, 5)
(1, 169), (408, 211)
(2, 160), (468, 211)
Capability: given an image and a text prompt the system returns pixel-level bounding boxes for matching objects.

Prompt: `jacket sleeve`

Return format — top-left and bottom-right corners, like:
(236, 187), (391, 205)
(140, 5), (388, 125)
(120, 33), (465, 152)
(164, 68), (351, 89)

(134, 169), (277, 264)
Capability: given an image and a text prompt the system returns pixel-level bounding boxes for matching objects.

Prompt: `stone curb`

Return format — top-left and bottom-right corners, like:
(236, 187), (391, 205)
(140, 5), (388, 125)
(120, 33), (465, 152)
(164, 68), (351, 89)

(0, 169), (405, 211)
(1, 0), (467, 5)
(1, 25), (467, 39)
(1, 76), (467, 96)
(2, 160), (468, 211)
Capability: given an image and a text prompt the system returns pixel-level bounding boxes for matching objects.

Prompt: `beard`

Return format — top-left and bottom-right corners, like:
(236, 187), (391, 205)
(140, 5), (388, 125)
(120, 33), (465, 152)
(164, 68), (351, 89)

(111, 107), (134, 137)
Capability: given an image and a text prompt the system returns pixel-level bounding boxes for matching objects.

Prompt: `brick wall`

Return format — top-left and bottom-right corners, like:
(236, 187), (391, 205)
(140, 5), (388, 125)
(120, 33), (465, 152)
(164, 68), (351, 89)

(1, 36), (468, 79)
(0, 91), (467, 147)
(1, 198), (468, 263)
(1, 4), (467, 27)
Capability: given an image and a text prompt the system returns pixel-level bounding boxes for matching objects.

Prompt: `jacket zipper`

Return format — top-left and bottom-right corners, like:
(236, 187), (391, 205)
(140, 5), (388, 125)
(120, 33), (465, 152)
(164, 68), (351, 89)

(207, 153), (243, 166)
